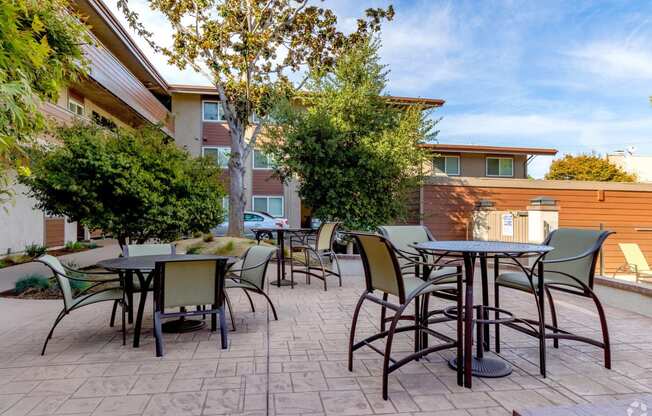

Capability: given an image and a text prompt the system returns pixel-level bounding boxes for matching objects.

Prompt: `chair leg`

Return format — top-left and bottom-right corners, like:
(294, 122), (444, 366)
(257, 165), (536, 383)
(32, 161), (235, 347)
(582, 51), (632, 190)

(544, 286), (559, 349)
(494, 284), (501, 353)
(380, 292), (388, 332)
(257, 290), (278, 320)
(421, 293), (430, 351)
(41, 309), (66, 356)
(110, 300), (118, 327)
(414, 296), (421, 356)
(154, 311), (164, 357)
(224, 291), (236, 331)
(121, 299), (126, 346)
(333, 253), (342, 287)
(243, 289), (256, 312)
(348, 293), (367, 372)
(456, 269), (464, 387)
(383, 302), (408, 400)
(589, 290), (611, 369)
(219, 305), (228, 349)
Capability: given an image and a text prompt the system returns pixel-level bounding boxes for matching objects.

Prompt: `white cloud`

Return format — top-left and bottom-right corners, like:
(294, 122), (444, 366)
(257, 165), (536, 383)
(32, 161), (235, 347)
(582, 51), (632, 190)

(568, 41), (652, 81)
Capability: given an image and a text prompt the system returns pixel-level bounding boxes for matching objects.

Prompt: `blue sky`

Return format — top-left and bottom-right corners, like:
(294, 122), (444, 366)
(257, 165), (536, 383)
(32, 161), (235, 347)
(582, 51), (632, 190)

(107, 0), (652, 178)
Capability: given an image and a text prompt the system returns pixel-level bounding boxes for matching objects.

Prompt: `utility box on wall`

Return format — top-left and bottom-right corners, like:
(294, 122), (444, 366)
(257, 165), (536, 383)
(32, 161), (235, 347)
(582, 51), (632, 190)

(527, 196), (559, 244)
(472, 199), (529, 242)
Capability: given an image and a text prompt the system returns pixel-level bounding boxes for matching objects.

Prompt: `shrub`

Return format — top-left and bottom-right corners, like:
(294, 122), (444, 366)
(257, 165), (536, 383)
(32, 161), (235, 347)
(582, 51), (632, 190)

(15, 274), (51, 294)
(202, 233), (215, 243)
(24, 244), (47, 257)
(193, 231), (203, 238)
(64, 241), (84, 250)
(213, 241), (235, 255)
(186, 243), (204, 254)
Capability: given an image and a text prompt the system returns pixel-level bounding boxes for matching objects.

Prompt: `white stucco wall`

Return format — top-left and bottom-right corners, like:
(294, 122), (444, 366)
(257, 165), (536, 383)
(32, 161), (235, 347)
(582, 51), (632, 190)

(0, 184), (44, 254)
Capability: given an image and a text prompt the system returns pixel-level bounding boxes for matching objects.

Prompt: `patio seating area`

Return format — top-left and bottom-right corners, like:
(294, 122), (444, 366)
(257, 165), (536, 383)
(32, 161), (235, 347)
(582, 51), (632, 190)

(1, 258), (652, 416)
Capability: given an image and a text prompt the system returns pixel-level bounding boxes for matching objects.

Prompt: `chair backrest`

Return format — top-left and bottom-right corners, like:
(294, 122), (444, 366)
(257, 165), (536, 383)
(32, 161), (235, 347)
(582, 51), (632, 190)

(619, 243), (650, 272)
(124, 243), (175, 257)
(377, 225), (433, 255)
(349, 232), (406, 302)
(154, 259), (223, 310)
(544, 228), (613, 289)
(239, 245), (276, 289)
(315, 222), (339, 251)
(36, 254), (74, 310)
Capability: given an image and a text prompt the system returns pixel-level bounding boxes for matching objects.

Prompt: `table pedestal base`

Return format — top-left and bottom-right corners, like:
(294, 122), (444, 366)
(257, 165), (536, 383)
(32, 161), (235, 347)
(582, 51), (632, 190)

(448, 356), (512, 378)
(162, 319), (205, 333)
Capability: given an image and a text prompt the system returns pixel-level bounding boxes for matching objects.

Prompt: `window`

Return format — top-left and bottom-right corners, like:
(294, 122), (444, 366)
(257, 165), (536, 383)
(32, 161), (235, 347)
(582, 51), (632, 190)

(252, 196), (284, 217)
(433, 156), (460, 175)
(253, 149), (273, 169)
(202, 101), (225, 122)
(486, 157), (514, 177)
(244, 212), (265, 222)
(202, 146), (230, 168)
(92, 111), (117, 130)
(67, 98), (84, 116)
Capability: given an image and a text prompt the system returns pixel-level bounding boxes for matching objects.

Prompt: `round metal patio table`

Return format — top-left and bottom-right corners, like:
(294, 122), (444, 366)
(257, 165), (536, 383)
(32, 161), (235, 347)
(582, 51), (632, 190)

(411, 240), (553, 388)
(251, 227), (315, 287)
(98, 254), (236, 347)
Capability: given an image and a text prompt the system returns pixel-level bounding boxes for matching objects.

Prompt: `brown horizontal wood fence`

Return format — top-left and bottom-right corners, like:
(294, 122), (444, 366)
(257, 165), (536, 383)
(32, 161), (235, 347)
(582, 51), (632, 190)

(421, 178), (652, 274)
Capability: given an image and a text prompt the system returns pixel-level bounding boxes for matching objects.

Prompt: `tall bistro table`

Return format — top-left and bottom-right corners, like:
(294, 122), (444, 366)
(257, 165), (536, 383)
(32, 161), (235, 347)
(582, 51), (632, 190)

(412, 240), (553, 388)
(251, 227), (315, 287)
(98, 254), (235, 347)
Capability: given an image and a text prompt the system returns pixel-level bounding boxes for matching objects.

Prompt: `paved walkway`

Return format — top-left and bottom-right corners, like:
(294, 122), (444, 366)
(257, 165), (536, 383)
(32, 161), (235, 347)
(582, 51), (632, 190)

(0, 242), (121, 292)
(1, 259), (652, 415)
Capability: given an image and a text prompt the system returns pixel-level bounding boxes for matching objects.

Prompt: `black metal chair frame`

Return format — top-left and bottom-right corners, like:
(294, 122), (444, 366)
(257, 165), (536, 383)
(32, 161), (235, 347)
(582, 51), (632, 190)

(494, 230), (614, 377)
(290, 222), (342, 291)
(35, 259), (127, 355)
(223, 247), (278, 331)
(346, 232), (463, 400)
(152, 258), (228, 357)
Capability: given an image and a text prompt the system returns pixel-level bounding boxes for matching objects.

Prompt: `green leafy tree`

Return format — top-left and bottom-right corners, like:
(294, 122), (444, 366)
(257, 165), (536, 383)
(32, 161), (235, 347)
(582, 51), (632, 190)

(545, 154), (636, 182)
(0, 0), (88, 202)
(118, 0), (393, 236)
(21, 123), (225, 248)
(264, 40), (434, 230)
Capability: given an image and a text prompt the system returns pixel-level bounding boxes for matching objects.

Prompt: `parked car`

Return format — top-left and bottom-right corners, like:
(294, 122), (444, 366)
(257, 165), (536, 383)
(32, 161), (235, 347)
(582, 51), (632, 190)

(212, 211), (288, 237)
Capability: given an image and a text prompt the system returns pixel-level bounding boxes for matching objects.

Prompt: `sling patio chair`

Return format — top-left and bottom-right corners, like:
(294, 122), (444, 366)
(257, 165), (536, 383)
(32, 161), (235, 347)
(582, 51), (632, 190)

(494, 228), (614, 377)
(35, 254), (127, 355)
(152, 258), (228, 357)
(346, 232), (463, 400)
(122, 243), (176, 322)
(223, 245), (277, 331)
(377, 225), (462, 349)
(614, 243), (652, 283)
(290, 222), (342, 290)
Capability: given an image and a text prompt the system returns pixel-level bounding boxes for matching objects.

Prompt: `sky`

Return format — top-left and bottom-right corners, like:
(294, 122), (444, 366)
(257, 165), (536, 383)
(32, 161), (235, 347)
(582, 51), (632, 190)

(106, 0), (652, 178)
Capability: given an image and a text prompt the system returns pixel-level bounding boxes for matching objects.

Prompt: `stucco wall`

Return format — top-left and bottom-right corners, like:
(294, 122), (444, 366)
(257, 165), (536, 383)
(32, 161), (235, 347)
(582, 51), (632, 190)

(431, 153), (528, 178)
(171, 93), (202, 156)
(0, 183), (45, 254)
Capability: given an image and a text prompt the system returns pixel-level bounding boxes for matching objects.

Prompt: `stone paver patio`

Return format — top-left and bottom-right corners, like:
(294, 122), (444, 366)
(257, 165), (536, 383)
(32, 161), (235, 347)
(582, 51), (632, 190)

(1, 259), (652, 415)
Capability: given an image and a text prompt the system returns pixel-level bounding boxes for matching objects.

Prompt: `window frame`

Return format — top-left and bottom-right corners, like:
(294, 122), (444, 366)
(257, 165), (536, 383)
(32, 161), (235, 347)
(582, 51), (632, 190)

(252, 195), (284, 217)
(202, 100), (226, 123)
(252, 149), (273, 170)
(202, 146), (230, 169)
(433, 155), (460, 176)
(67, 97), (84, 117)
(486, 157), (514, 177)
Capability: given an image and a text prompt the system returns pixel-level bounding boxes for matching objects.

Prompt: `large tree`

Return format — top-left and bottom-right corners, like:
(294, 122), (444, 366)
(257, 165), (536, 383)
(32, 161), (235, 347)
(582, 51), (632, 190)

(21, 123), (226, 248)
(118, 0), (393, 236)
(0, 0), (88, 203)
(545, 154), (636, 182)
(263, 40), (434, 230)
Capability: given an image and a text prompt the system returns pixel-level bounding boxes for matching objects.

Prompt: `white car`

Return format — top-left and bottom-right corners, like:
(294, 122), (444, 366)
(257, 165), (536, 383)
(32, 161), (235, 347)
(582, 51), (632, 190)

(212, 211), (288, 237)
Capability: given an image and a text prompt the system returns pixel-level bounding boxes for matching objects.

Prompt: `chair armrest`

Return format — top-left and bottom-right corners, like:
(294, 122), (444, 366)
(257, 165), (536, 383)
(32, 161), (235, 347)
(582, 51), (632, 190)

(541, 248), (596, 265)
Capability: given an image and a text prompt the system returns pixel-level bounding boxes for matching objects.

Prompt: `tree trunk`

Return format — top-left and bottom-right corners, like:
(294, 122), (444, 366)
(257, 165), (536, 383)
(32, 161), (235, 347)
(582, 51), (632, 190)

(227, 128), (247, 237)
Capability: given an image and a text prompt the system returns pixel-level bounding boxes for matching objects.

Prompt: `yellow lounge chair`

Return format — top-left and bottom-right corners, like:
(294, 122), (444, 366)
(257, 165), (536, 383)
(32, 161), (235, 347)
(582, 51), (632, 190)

(614, 243), (652, 283)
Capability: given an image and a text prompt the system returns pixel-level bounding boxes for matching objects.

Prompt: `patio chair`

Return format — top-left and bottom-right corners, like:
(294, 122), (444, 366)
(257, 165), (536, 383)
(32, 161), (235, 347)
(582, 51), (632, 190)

(290, 222), (342, 290)
(377, 225), (462, 343)
(614, 243), (652, 283)
(35, 254), (126, 355)
(122, 243), (176, 322)
(224, 245), (277, 330)
(494, 228), (614, 377)
(346, 232), (462, 400)
(152, 258), (228, 356)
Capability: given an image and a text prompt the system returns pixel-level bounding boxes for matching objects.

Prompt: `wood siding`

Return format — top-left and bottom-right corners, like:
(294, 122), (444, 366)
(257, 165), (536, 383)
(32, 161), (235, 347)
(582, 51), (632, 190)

(422, 182), (652, 273)
(83, 41), (174, 133)
(202, 123), (231, 145)
(45, 218), (65, 247)
(252, 170), (283, 194)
